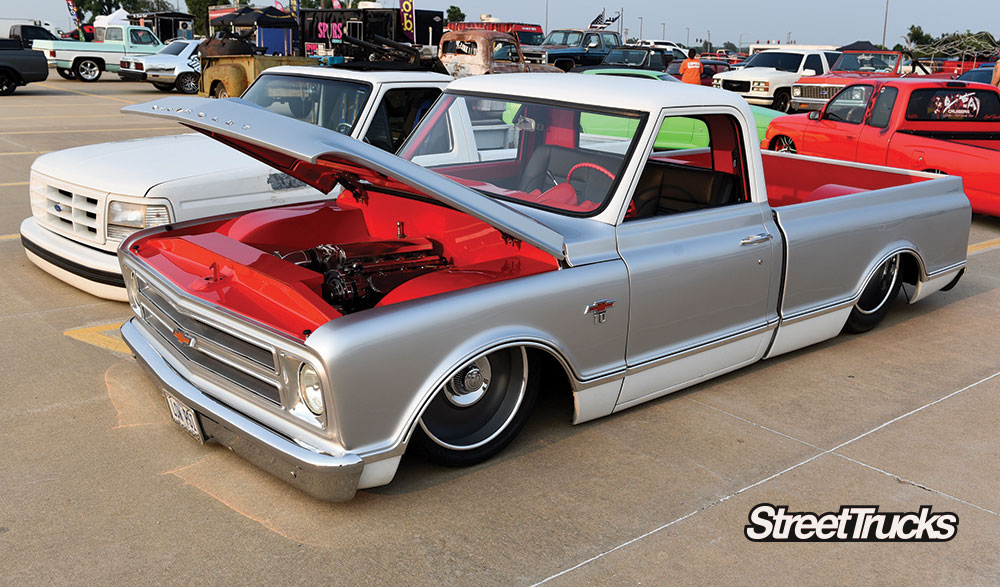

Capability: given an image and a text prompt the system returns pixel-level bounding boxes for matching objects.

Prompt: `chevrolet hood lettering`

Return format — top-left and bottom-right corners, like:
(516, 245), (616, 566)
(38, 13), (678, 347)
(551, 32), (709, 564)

(121, 98), (566, 260)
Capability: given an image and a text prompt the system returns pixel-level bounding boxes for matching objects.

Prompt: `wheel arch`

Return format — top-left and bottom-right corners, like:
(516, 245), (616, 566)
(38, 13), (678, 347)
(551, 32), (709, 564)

(0, 66), (24, 84)
(852, 246), (928, 309)
(73, 55), (105, 69)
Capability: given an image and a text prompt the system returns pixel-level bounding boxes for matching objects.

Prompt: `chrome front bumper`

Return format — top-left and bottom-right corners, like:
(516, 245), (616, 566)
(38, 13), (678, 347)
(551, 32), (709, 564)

(121, 318), (365, 502)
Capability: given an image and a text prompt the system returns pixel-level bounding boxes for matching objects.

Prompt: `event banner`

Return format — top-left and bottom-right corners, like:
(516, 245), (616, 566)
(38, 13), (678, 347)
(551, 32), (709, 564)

(64, 0), (85, 38)
(399, 0), (415, 41)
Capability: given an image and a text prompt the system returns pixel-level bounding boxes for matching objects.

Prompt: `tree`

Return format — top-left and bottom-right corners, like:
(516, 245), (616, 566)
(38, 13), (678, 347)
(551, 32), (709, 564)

(184, 0), (214, 36)
(446, 5), (466, 24)
(905, 25), (934, 47)
(723, 41), (737, 52)
(76, 0), (175, 22)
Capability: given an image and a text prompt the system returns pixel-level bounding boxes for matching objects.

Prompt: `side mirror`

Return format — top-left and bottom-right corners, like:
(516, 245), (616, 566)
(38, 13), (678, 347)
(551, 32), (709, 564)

(808, 111), (821, 120)
(802, 68), (817, 76)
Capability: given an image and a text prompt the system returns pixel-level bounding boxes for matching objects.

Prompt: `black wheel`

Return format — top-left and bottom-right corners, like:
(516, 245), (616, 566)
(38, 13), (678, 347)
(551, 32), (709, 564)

(844, 254), (902, 333)
(56, 67), (75, 80)
(212, 82), (229, 99)
(773, 90), (791, 113)
(770, 135), (796, 153)
(414, 347), (539, 466)
(175, 72), (199, 94)
(0, 70), (16, 96)
(151, 81), (174, 92)
(74, 58), (102, 82)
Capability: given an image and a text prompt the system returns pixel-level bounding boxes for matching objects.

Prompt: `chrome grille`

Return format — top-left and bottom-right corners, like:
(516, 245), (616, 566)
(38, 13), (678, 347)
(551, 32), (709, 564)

(32, 181), (104, 244)
(797, 85), (841, 100)
(523, 50), (546, 64)
(722, 80), (751, 92)
(134, 275), (283, 405)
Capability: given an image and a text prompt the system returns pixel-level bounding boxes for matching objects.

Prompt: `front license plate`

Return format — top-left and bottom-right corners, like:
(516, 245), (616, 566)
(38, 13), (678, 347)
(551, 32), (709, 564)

(165, 393), (204, 443)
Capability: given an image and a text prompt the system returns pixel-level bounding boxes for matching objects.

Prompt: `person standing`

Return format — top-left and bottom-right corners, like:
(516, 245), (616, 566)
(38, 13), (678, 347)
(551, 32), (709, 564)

(680, 48), (704, 84)
(992, 50), (1000, 88)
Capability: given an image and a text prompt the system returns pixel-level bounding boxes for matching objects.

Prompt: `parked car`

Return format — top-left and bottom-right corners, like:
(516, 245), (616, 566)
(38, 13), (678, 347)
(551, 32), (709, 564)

(445, 21), (544, 46)
(0, 38), (48, 95)
(637, 39), (687, 60)
(764, 78), (1000, 216)
(790, 50), (940, 112)
(19, 66), (451, 299)
(60, 25), (95, 42)
(119, 38), (202, 94)
(439, 30), (561, 77)
(521, 29), (622, 71)
(7, 24), (59, 49)
(713, 48), (841, 112)
(667, 58), (732, 86)
(115, 73), (968, 501)
(32, 24), (163, 82)
(574, 45), (673, 73)
(957, 66), (995, 85)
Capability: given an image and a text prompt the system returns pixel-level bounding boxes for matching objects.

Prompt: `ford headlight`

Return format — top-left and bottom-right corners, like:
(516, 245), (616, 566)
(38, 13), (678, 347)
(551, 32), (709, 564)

(298, 363), (325, 416)
(108, 201), (146, 228)
(107, 200), (171, 240)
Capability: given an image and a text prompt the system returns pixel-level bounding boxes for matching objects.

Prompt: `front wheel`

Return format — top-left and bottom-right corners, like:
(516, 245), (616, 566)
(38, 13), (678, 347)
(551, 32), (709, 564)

(0, 70), (16, 96)
(175, 72), (199, 94)
(151, 81), (174, 92)
(74, 58), (102, 82)
(56, 67), (75, 80)
(772, 90), (791, 113)
(770, 135), (796, 153)
(414, 347), (538, 466)
(844, 254), (901, 333)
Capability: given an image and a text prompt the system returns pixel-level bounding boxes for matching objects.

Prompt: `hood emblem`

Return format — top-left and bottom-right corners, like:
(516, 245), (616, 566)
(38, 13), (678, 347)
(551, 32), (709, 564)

(172, 329), (193, 346)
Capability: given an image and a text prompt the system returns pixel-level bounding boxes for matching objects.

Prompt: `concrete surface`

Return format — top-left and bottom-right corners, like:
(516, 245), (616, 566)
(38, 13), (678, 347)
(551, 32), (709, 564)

(1, 78), (999, 585)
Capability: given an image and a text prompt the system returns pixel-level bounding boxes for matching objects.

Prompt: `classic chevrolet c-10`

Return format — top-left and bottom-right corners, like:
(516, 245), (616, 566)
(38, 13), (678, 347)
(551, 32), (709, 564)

(116, 74), (970, 501)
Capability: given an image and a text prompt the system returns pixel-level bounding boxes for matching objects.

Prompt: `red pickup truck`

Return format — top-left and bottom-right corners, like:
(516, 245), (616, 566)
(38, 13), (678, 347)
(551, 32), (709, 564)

(764, 78), (1000, 216)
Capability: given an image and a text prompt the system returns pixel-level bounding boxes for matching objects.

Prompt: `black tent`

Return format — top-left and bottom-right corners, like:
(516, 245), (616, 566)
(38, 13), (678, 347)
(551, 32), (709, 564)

(232, 7), (298, 29)
(837, 40), (882, 51)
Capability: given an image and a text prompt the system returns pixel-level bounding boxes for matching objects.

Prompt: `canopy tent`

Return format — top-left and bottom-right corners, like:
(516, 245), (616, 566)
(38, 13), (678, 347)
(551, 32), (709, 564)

(232, 7), (298, 29)
(837, 41), (882, 52)
(209, 6), (254, 27)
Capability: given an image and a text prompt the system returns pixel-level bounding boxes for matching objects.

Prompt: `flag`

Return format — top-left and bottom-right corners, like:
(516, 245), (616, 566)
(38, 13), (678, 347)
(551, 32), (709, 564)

(64, 0), (85, 39)
(604, 13), (619, 26)
(289, 0), (300, 19)
(399, 0), (415, 41)
(588, 10), (605, 29)
(275, 1), (284, 10)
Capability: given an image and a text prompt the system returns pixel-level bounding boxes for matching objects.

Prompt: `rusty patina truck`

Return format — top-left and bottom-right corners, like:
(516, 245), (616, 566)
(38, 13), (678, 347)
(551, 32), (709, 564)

(439, 30), (562, 78)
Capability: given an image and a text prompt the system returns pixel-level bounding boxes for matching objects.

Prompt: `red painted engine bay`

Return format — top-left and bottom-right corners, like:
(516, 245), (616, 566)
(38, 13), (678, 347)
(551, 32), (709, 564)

(129, 192), (558, 340)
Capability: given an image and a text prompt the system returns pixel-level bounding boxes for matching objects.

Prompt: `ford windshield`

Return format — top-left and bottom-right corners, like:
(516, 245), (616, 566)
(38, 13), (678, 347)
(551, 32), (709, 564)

(399, 94), (645, 216)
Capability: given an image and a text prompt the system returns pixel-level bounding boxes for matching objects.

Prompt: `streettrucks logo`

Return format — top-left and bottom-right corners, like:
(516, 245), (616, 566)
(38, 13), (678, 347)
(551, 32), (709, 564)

(745, 504), (958, 542)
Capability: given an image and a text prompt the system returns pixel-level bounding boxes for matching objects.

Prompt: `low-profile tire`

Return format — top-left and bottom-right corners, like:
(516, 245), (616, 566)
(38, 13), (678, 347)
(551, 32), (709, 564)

(0, 70), (16, 96)
(413, 347), (539, 467)
(74, 58), (102, 82)
(770, 135), (796, 153)
(844, 254), (902, 333)
(175, 72), (199, 94)
(151, 81), (174, 92)
(212, 82), (229, 99)
(772, 90), (791, 113)
(56, 67), (75, 80)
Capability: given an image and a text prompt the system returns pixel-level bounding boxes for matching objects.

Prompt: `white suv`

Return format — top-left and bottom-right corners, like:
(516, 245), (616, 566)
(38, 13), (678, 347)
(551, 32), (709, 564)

(711, 49), (840, 112)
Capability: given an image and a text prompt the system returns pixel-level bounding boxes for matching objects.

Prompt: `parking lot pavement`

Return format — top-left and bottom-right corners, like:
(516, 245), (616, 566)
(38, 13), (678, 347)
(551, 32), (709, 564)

(2, 78), (999, 584)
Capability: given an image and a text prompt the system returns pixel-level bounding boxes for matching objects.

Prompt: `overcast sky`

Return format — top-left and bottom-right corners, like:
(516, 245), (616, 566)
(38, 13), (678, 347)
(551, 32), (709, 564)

(3, 0), (996, 48)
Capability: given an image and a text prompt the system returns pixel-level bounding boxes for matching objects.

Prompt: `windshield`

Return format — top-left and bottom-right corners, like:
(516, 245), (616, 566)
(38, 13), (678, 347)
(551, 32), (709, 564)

(399, 94), (645, 216)
(516, 31), (544, 46)
(605, 49), (648, 66)
(833, 52), (900, 73)
(159, 41), (188, 56)
(744, 51), (803, 72)
(542, 30), (582, 47)
(241, 75), (373, 134)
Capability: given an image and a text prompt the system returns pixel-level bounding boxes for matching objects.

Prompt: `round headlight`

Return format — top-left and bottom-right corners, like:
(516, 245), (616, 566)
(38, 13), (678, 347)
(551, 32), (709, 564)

(298, 363), (324, 416)
(792, 87), (801, 97)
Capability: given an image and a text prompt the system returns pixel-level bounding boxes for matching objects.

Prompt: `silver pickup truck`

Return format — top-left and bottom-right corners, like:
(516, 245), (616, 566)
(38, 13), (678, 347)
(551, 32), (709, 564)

(115, 74), (970, 501)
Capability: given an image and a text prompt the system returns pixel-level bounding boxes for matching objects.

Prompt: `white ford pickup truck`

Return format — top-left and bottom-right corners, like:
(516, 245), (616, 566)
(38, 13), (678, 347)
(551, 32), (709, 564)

(19, 66), (451, 299)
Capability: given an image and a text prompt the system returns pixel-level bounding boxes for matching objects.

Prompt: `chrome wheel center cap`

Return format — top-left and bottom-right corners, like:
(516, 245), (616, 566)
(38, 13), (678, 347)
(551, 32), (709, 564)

(444, 358), (492, 407)
(463, 368), (484, 392)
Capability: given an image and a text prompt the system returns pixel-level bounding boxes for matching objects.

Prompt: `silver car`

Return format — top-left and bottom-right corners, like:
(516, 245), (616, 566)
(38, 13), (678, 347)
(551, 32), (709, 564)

(116, 74), (970, 501)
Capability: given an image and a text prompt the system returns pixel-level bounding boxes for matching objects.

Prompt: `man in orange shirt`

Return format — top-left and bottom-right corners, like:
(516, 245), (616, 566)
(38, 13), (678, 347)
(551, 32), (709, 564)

(680, 49), (703, 84)
(992, 50), (1000, 89)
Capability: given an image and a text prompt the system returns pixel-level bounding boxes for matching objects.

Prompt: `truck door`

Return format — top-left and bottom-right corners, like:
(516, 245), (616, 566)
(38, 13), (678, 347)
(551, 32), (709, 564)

(855, 85), (898, 166)
(615, 109), (778, 408)
(802, 84), (874, 162)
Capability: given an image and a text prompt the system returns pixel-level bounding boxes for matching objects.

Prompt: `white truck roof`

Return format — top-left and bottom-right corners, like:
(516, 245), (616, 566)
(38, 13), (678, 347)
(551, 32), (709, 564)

(263, 66), (453, 85)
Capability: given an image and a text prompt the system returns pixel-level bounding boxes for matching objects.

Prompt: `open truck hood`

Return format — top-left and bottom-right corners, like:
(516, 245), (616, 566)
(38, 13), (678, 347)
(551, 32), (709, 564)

(121, 98), (566, 260)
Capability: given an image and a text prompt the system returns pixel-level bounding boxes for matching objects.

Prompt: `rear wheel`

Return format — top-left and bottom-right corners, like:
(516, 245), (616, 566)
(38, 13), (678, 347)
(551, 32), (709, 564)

(151, 82), (174, 92)
(770, 135), (796, 153)
(74, 58), (102, 82)
(56, 67), (75, 80)
(212, 82), (229, 99)
(414, 347), (538, 466)
(175, 72), (199, 94)
(0, 70), (16, 96)
(844, 254), (901, 333)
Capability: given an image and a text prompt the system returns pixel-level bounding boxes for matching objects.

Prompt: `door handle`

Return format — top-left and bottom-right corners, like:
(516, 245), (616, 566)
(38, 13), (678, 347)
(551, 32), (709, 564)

(740, 233), (773, 246)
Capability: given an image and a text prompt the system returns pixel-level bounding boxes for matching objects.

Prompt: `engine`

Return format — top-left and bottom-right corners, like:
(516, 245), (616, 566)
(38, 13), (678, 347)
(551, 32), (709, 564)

(276, 238), (449, 313)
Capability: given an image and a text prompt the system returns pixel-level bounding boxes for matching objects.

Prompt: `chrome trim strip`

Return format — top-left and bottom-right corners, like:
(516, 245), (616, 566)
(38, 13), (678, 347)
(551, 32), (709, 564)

(626, 321), (777, 375)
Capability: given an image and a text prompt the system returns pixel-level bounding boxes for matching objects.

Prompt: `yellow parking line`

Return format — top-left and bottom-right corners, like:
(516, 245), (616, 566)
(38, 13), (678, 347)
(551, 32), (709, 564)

(64, 322), (130, 355)
(0, 181), (29, 187)
(968, 236), (1000, 255)
(35, 82), (137, 105)
(0, 151), (50, 156)
(0, 114), (124, 121)
(0, 233), (18, 240)
(0, 127), (175, 135)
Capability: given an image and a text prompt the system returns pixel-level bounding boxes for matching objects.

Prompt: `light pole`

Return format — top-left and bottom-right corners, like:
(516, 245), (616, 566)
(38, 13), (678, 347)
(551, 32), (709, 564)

(545, 0), (549, 33)
(881, 0), (890, 47)
(661, 22), (665, 40)
(638, 16), (643, 40)
(686, 27), (690, 48)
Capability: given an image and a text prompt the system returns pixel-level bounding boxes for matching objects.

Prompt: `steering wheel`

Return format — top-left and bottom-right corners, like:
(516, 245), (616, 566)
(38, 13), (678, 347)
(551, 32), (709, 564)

(566, 162), (616, 183)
